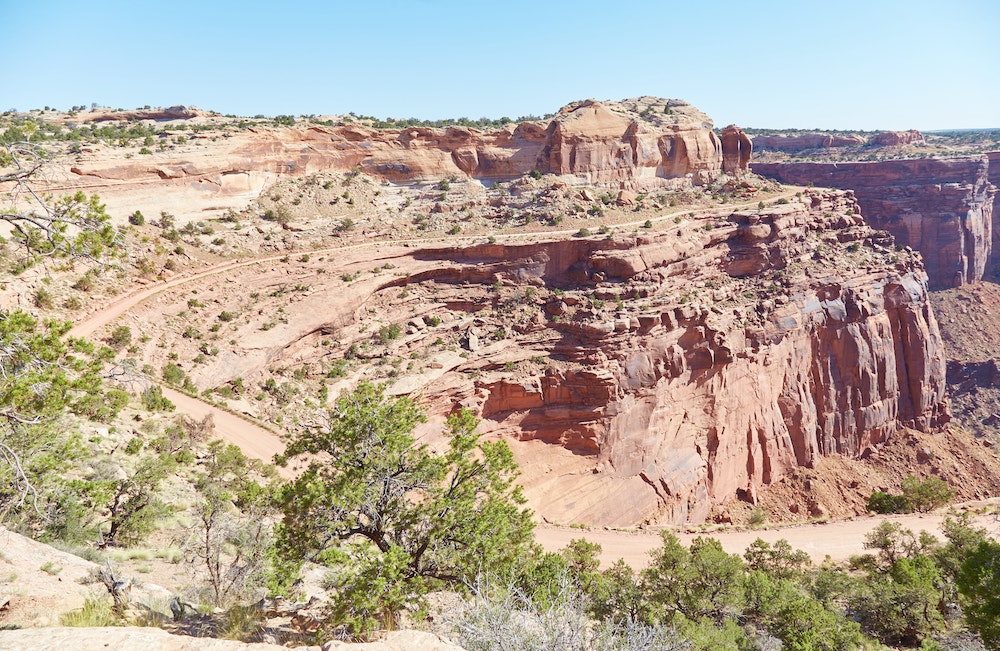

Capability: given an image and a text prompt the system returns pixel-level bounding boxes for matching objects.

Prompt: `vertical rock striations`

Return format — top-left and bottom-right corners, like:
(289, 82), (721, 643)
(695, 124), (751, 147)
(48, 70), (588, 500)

(988, 152), (1000, 277)
(390, 191), (948, 525)
(720, 125), (753, 175)
(753, 157), (997, 290)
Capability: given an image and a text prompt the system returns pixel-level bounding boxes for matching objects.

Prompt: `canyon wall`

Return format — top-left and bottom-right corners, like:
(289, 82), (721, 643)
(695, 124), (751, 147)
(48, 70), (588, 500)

(272, 190), (946, 525)
(62, 98), (752, 216)
(753, 130), (923, 152)
(989, 152), (1000, 277)
(753, 133), (867, 152)
(753, 157), (997, 290)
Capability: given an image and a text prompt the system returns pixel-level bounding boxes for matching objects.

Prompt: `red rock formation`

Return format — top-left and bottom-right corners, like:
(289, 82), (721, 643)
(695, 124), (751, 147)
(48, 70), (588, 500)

(753, 133), (867, 152)
(753, 157), (997, 290)
(870, 130), (924, 147)
(988, 152), (1000, 277)
(366, 191), (949, 525)
(65, 98), (748, 195)
(86, 106), (206, 122)
(720, 125), (752, 175)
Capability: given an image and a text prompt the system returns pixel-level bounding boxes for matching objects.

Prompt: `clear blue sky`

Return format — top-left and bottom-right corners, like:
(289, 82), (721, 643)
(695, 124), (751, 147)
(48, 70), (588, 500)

(3, 0), (997, 130)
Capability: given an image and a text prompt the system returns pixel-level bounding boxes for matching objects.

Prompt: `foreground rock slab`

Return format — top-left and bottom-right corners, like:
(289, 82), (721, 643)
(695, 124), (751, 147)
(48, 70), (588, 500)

(0, 627), (317, 651)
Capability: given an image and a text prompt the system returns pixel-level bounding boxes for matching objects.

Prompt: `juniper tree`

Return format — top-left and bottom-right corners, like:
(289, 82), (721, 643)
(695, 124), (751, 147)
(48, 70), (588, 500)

(275, 381), (534, 638)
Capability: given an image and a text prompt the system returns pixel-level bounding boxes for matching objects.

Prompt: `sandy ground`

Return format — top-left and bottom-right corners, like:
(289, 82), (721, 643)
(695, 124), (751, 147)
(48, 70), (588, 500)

(536, 509), (1000, 568)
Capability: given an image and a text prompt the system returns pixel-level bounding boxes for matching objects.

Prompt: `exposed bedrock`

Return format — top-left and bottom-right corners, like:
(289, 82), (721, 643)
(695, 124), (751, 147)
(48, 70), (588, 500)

(753, 157), (997, 290)
(988, 152), (1000, 276)
(752, 130), (923, 153)
(347, 191), (948, 525)
(66, 98), (752, 195)
(753, 133), (867, 152)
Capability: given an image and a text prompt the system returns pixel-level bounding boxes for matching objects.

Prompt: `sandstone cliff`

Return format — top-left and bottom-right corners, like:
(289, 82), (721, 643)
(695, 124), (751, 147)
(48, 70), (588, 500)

(989, 151), (1000, 276)
(406, 192), (948, 524)
(60, 98), (751, 220)
(752, 133), (867, 152)
(869, 130), (924, 147)
(752, 130), (924, 153)
(147, 190), (946, 526)
(753, 157), (997, 290)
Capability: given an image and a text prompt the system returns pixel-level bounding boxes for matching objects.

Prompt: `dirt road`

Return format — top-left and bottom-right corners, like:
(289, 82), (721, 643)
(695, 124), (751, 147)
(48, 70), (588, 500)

(536, 509), (1000, 568)
(159, 386), (292, 477)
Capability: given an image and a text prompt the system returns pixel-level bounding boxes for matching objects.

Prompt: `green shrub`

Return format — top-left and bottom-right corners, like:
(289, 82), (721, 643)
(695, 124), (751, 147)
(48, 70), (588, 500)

(161, 363), (186, 385)
(72, 274), (95, 292)
(32, 288), (54, 309)
(128, 211), (145, 226)
(867, 490), (913, 514)
(900, 475), (954, 512)
(142, 385), (175, 412)
(377, 324), (402, 344)
(108, 325), (132, 350)
(124, 437), (144, 455)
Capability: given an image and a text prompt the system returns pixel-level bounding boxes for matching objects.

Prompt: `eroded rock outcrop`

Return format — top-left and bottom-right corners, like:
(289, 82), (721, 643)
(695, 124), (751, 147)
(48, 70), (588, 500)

(233, 190), (942, 526)
(64, 98), (750, 203)
(86, 105), (207, 122)
(720, 125), (753, 175)
(752, 133), (867, 152)
(869, 130), (924, 147)
(753, 157), (997, 290)
(752, 130), (924, 153)
(988, 152), (1000, 275)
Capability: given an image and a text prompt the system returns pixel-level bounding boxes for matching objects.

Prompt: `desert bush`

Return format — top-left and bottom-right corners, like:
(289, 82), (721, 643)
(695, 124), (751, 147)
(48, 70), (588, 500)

(31, 288), (53, 309)
(72, 274), (95, 292)
(275, 385), (533, 639)
(107, 325), (132, 350)
(900, 475), (954, 512)
(161, 363), (185, 385)
(451, 575), (688, 651)
(141, 385), (175, 412)
(867, 490), (913, 514)
(377, 323), (401, 344)
(60, 597), (122, 627)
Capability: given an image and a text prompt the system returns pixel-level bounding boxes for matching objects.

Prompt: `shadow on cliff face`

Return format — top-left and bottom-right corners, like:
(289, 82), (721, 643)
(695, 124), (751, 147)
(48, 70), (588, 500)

(382, 192), (952, 525)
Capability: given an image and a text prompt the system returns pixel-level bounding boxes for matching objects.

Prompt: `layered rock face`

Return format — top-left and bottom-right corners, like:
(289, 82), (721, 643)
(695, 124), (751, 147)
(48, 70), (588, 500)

(236, 190), (943, 525)
(62, 98), (751, 218)
(753, 157), (997, 290)
(752, 133), (867, 152)
(753, 130), (924, 152)
(720, 125), (753, 174)
(989, 152), (1000, 275)
(869, 130), (924, 147)
(403, 191), (948, 524)
(86, 106), (207, 122)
